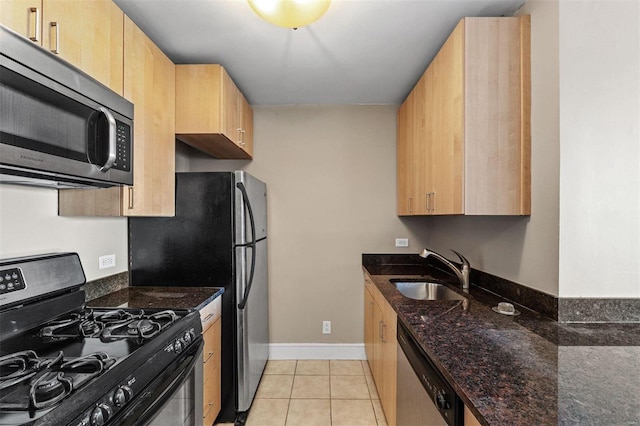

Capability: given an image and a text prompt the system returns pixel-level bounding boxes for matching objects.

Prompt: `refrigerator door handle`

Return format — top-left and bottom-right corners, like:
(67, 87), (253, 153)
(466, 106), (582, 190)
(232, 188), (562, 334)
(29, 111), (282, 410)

(237, 182), (257, 310)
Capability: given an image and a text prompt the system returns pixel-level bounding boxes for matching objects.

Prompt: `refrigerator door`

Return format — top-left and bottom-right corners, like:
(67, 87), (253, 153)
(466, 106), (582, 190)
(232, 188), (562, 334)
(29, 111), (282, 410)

(235, 238), (269, 412)
(235, 171), (267, 245)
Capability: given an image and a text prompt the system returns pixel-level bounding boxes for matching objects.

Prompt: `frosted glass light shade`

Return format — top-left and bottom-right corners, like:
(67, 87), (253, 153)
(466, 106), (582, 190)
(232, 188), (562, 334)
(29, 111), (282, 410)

(247, 0), (331, 29)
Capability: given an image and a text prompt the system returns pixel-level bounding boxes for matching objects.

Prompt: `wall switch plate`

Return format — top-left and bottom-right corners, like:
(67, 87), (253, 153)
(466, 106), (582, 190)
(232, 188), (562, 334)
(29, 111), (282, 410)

(322, 321), (331, 335)
(395, 238), (409, 247)
(99, 254), (116, 269)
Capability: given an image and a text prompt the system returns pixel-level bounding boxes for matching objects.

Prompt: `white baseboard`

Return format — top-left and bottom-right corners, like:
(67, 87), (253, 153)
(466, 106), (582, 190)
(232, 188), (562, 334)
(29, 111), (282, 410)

(269, 343), (366, 360)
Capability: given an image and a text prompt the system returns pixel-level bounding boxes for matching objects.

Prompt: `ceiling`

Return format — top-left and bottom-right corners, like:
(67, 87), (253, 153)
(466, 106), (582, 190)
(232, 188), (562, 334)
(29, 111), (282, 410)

(114, 0), (526, 105)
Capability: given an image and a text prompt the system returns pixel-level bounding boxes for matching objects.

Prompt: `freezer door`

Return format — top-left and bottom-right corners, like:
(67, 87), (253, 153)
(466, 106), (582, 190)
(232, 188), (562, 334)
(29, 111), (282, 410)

(235, 171), (267, 245)
(235, 239), (269, 413)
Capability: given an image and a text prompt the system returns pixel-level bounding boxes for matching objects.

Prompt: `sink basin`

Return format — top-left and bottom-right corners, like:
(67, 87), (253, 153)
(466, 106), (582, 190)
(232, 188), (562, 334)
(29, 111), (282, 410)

(390, 279), (466, 301)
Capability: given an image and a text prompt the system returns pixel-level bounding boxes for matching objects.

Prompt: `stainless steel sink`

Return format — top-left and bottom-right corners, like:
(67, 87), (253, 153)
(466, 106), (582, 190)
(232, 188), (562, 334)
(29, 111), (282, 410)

(390, 280), (466, 301)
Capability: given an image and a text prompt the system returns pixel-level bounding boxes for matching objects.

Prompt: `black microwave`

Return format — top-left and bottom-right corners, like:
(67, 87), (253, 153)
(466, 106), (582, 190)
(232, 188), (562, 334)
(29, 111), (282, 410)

(0, 24), (133, 189)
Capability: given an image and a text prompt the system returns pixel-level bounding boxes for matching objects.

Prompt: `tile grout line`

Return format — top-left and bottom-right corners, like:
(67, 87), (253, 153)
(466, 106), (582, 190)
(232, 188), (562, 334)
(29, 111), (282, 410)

(328, 360), (332, 426)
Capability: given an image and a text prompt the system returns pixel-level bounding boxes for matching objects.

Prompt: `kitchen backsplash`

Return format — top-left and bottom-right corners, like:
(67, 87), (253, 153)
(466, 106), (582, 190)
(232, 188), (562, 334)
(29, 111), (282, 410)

(84, 272), (129, 302)
(558, 298), (640, 323)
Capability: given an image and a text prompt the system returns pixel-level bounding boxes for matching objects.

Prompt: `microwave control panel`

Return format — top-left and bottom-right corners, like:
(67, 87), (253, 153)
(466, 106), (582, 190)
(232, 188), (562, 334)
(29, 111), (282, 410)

(113, 122), (131, 172)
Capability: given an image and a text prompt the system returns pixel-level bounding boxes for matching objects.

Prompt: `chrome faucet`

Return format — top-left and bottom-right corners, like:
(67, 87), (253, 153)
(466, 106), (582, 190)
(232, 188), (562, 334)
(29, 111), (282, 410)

(419, 248), (471, 290)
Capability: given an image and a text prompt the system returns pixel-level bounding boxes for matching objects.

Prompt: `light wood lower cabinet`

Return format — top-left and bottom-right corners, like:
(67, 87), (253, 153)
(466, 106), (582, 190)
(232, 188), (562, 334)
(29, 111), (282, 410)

(58, 16), (176, 217)
(464, 405), (483, 426)
(203, 317), (221, 426)
(364, 271), (397, 426)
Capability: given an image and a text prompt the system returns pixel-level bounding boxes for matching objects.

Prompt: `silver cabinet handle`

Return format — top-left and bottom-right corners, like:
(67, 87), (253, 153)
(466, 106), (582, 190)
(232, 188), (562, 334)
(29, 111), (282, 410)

(237, 128), (244, 145)
(426, 192), (436, 213)
(369, 301), (374, 318)
(28, 7), (40, 42)
(98, 107), (117, 172)
(203, 313), (214, 322)
(204, 350), (215, 363)
(381, 322), (387, 342)
(128, 187), (134, 209)
(408, 197), (413, 213)
(49, 22), (59, 54)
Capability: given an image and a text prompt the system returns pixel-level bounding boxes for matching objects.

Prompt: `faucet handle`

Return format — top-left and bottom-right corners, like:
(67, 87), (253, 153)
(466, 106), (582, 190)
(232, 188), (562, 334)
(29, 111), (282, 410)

(450, 249), (470, 269)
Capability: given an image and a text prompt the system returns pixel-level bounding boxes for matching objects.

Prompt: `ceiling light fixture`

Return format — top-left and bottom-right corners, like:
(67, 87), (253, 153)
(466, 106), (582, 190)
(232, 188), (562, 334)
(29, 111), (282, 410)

(247, 0), (331, 29)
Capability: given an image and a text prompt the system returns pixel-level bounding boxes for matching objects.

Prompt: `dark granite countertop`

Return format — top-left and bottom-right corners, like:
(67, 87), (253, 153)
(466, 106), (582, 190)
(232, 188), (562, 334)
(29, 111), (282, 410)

(363, 257), (640, 426)
(87, 286), (224, 311)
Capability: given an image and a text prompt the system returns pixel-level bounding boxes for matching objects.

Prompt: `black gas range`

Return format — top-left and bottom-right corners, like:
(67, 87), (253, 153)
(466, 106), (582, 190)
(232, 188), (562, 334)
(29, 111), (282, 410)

(0, 253), (203, 426)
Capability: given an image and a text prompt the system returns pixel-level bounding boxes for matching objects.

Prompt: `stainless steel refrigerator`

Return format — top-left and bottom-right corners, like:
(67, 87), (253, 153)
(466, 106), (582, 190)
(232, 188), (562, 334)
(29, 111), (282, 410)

(128, 171), (268, 424)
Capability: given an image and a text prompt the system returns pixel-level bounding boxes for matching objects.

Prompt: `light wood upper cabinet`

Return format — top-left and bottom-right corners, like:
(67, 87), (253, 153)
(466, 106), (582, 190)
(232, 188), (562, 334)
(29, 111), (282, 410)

(0, 0), (43, 42)
(175, 64), (253, 159)
(396, 92), (413, 215)
(58, 17), (176, 217)
(364, 272), (397, 426)
(0, 0), (124, 95)
(397, 16), (531, 216)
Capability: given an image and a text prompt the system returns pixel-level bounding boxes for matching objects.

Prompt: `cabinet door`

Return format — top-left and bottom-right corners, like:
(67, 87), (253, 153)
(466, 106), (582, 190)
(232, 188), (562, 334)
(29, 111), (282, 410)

(364, 286), (375, 367)
(380, 301), (397, 426)
(372, 301), (385, 392)
(221, 69), (243, 146)
(0, 0), (43, 42)
(430, 20), (464, 215)
(411, 74), (429, 215)
(241, 93), (254, 156)
(41, 0), (123, 95)
(203, 318), (221, 424)
(396, 96), (413, 215)
(121, 16), (175, 216)
(58, 17), (175, 217)
(464, 405), (483, 426)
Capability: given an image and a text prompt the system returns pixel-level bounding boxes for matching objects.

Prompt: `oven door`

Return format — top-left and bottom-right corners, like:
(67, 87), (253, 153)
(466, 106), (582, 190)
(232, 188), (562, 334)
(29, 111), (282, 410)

(113, 341), (203, 426)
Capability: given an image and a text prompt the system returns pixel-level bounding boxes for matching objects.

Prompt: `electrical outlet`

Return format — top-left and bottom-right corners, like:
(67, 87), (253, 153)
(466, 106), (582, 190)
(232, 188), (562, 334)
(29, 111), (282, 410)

(99, 254), (116, 269)
(322, 321), (331, 335)
(395, 238), (409, 247)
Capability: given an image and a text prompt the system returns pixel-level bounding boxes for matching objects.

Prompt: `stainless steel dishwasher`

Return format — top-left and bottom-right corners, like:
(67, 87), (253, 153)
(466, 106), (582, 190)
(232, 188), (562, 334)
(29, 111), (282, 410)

(396, 323), (463, 426)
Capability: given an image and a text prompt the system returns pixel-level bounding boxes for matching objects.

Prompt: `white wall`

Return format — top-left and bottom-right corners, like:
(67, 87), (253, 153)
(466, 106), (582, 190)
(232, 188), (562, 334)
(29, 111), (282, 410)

(558, 0), (640, 297)
(415, 0), (561, 296)
(188, 105), (428, 343)
(0, 185), (128, 280)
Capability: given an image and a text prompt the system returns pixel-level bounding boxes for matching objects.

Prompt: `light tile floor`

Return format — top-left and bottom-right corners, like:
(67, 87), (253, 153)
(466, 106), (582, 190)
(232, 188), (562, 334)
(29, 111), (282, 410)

(215, 360), (388, 426)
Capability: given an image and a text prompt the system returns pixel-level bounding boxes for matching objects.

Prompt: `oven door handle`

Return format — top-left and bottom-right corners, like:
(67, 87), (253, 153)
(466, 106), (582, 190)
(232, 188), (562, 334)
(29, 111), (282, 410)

(112, 340), (203, 426)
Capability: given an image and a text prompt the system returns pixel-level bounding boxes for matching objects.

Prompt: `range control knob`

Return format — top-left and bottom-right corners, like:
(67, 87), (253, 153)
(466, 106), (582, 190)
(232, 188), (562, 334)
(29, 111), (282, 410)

(114, 385), (133, 407)
(183, 331), (193, 345)
(174, 339), (183, 354)
(90, 403), (113, 426)
(435, 390), (450, 410)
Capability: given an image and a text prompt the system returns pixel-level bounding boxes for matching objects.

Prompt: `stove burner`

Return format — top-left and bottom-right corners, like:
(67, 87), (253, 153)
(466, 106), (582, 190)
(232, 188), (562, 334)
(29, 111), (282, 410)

(0, 351), (62, 391)
(128, 319), (155, 335)
(38, 308), (181, 343)
(30, 371), (72, 409)
(102, 310), (179, 342)
(0, 351), (41, 390)
(0, 351), (117, 411)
